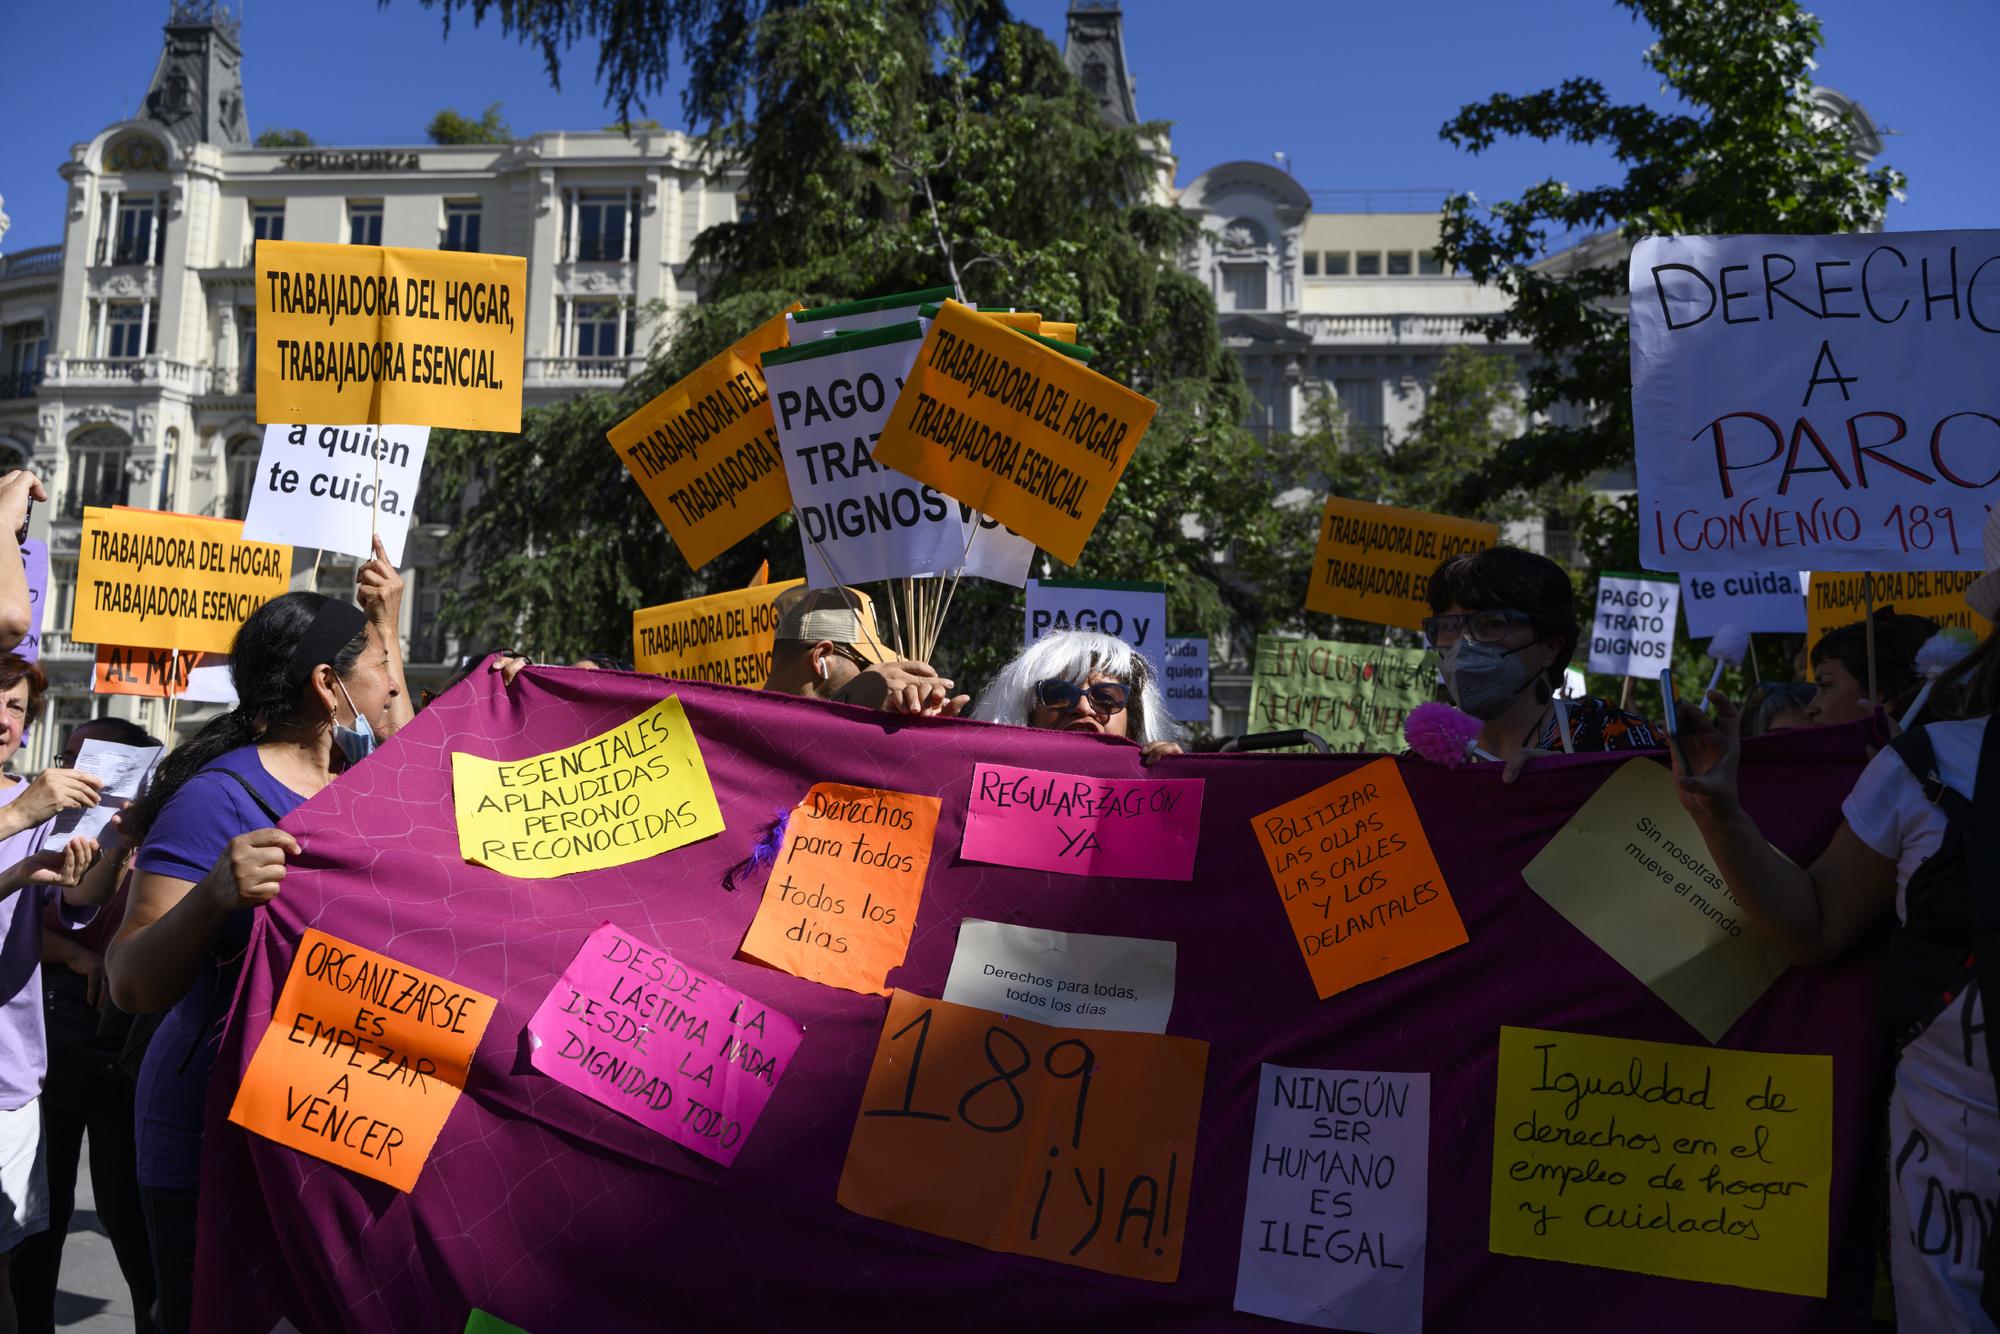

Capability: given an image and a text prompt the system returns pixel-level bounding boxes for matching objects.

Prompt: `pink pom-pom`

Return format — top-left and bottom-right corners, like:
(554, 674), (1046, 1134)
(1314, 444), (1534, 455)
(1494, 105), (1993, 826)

(1406, 700), (1482, 768)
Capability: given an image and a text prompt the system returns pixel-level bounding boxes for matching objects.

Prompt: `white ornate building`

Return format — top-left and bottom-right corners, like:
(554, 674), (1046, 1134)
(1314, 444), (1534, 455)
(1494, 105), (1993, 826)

(0, 2), (744, 765)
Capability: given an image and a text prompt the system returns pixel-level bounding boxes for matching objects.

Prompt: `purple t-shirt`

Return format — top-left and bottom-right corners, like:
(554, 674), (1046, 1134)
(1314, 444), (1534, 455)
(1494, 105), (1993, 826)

(131, 745), (307, 1189)
(0, 778), (94, 1111)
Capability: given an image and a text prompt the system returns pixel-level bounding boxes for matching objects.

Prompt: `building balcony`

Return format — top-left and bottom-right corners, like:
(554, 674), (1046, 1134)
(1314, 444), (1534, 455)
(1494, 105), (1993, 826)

(1292, 313), (1523, 344)
(40, 356), (205, 392)
(526, 356), (645, 386)
(36, 630), (95, 665)
(0, 246), (62, 282)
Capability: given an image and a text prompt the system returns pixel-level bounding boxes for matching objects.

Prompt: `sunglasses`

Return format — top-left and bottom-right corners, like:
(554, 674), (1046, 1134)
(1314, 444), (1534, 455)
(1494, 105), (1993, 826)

(1421, 609), (1536, 650)
(1033, 678), (1129, 714)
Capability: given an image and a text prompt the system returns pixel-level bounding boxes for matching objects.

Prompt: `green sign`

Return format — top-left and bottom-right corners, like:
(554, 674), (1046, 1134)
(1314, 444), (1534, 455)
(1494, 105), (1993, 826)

(1247, 635), (1438, 753)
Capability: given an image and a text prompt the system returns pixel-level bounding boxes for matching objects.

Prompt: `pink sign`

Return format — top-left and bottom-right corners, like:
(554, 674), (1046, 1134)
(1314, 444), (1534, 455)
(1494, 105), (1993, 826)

(525, 921), (802, 1166)
(961, 763), (1204, 881)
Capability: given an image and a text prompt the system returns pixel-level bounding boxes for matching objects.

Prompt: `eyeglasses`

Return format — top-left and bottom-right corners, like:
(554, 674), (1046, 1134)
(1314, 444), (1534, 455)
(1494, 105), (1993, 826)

(1421, 609), (1536, 650)
(826, 642), (875, 671)
(1033, 678), (1129, 714)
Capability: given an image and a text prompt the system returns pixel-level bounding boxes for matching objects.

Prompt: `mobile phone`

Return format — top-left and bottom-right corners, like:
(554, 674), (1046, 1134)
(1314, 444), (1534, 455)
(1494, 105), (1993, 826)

(1659, 668), (1690, 770)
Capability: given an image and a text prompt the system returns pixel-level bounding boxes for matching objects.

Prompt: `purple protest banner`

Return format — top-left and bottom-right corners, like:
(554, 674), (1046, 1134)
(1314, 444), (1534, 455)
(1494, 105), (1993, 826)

(194, 668), (1885, 1332)
(524, 921), (801, 1166)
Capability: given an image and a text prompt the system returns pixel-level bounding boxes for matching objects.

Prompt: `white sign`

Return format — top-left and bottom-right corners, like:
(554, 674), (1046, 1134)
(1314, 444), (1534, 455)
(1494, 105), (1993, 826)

(1587, 574), (1680, 677)
(42, 738), (164, 852)
(765, 327), (975, 588)
(1233, 1064), (1430, 1333)
(1164, 636), (1209, 724)
(240, 423), (429, 565)
(1632, 230), (2000, 573)
(941, 918), (1177, 1033)
(1678, 568), (1808, 639)
(1023, 578), (1167, 682)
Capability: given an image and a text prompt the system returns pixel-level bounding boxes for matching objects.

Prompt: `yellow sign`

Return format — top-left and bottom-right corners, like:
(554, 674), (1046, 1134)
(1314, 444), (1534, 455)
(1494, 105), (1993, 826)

(1806, 569), (1993, 649)
(255, 239), (527, 431)
(73, 506), (289, 655)
(451, 697), (725, 878)
(1305, 496), (1498, 631)
(1039, 321), (1078, 343)
(631, 579), (805, 685)
(872, 299), (1157, 564)
(1489, 1025), (1831, 1297)
(606, 307), (802, 570)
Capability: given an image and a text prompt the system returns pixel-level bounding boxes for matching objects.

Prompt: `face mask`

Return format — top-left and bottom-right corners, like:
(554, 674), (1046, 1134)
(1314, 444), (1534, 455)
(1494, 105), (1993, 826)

(1441, 639), (1537, 720)
(333, 679), (378, 766)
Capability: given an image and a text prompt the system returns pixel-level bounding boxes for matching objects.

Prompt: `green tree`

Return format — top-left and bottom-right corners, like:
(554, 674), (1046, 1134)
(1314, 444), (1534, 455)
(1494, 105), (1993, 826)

(1435, 0), (1904, 509)
(426, 103), (512, 144)
(253, 127), (315, 148)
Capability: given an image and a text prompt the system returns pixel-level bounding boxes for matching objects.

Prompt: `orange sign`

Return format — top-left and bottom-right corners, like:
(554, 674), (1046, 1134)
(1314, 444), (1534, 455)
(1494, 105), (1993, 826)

(737, 783), (940, 996)
(93, 644), (232, 700)
(838, 990), (1209, 1282)
(605, 307), (801, 570)
(872, 299), (1157, 564)
(74, 506), (290, 655)
(1252, 756), (1468, 999)
(228, 930), (495, 1192)
(1305, 496), (1498, 631)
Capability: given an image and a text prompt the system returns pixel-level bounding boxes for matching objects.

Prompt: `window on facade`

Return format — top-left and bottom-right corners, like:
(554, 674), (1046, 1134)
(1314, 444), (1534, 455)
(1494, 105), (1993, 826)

(65, 430), (131, 517)
(112, 195), (161, 266)
(571, 301), (626, 358)
(1220, 264), (1268, 312)
(1302, 252), (1319, 277)
(411, 583), (447, 664)
(1323, 251), (1349, 276)
(442, 202), (482, 253)
(1419, 250), (1446, 275)
(1387, 251), (1413, 275)
(236, 306), (256, 381)
(50, 559), (77, 644)
(251, 203), (285, 245)
(1335, 378), (1385, 450)
(1355, 252), (1381, 276)
(347, 202), (383, 246)
(158, 427), (179, 511)
(3, 323), (45, 398)
(105, 302), (154, 359)
(225, 436), (260, 519)
(573, 191), (630, 262)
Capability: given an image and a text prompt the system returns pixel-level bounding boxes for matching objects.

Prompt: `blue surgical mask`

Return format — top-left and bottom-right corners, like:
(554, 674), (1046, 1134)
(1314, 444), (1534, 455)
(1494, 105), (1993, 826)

(333, 679), (378, 766)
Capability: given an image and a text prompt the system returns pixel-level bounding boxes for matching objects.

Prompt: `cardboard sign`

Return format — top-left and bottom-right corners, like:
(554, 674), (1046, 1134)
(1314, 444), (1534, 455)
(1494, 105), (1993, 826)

(1632, 230), (2000, 573)
(1254, 757), (1467, 999)
(450, 697), (724, 878)
(16, 539), (46, 664)
(255, 239), (527, 431)
(786, 287), (955, 344)
(1021, 578), (1167, 682)
(1247, 636), (1439, 753)
(240, 423), (430, 564)
(73, 506), (289, 654)
(1305, 497), (1497, 631)
(1678, 569), (1807, 639)
(524, 922), (802, 1166)
(1586, 573), (1681, 678)
(941, 918), (1177, 1033)
(1163, 636), (1209, 724)
(606, 307), (800, 570)
(630, 579), (805, 686)
(228, 930), (496, 1192)
(872, 299), (1159, 564)
(1489, 1025), (1831, 1296)
(838, 990), (1209, 1282)
(1523, 759), (1789, 1042)
(737, 783), (941, 996)
(1234, 1064), (1430, 1333)
(762, 324), (973, 587)
(1806, 568), (1994, 647)
(93, 644), (238, 703)
(961, 763), (1203, 881)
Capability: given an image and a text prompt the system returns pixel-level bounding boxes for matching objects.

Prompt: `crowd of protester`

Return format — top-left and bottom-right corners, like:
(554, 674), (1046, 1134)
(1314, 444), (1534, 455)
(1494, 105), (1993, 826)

(0, 450), (1991, 1330)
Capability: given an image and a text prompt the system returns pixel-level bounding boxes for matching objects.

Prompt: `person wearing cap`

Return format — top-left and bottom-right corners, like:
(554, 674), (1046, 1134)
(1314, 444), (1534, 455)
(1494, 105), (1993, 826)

(763, 586), (968, 716)
(1670, 507), (2000, 1329)
(105, 585), (407, 1334)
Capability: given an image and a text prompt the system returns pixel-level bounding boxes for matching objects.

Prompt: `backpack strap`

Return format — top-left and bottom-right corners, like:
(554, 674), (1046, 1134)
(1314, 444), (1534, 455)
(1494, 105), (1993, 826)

(197, 765), (286, 827)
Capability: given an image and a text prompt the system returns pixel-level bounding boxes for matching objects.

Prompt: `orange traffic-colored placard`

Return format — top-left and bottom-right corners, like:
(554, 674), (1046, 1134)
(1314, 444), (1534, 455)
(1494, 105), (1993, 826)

(1252, 756), (1468, 999)
(872, 299), (1157, 564)
(1305, 496), (1498, 631)
(93, 644), (233, 700)
(73, 506), (290, 655)
(606, 306), (802, 569)
(631, 579), (804, 686)
(255, 239), (527, 431)
(838, 990), (1209, 1282)
(737, 783), (940, 996)
(228, 929), (495, 1192)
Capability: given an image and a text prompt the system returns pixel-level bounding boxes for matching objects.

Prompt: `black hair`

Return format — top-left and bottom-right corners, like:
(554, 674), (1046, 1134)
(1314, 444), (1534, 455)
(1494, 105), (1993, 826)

(1810, 612), (1937, 706)
(1425, 545), (1581, 699)
(124, 592), (367, 843)
(64, 717), (155, 752)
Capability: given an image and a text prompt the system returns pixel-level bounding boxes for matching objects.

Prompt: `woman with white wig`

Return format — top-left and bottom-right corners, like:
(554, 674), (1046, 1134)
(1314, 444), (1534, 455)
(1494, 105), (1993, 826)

(973, 631), (1186, 764)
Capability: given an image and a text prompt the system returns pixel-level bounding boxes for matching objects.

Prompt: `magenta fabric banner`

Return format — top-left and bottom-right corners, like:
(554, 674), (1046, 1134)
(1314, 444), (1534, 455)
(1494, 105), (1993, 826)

(194, 667), (1886, 1332)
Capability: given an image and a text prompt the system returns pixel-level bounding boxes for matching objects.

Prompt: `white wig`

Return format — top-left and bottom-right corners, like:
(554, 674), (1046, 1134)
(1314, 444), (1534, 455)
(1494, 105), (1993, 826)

(972, 630), (1187, 746)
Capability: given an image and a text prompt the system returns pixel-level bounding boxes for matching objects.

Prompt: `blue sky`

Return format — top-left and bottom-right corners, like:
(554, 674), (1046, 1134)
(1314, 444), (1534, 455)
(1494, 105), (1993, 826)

(3, 0), (1993, 254)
